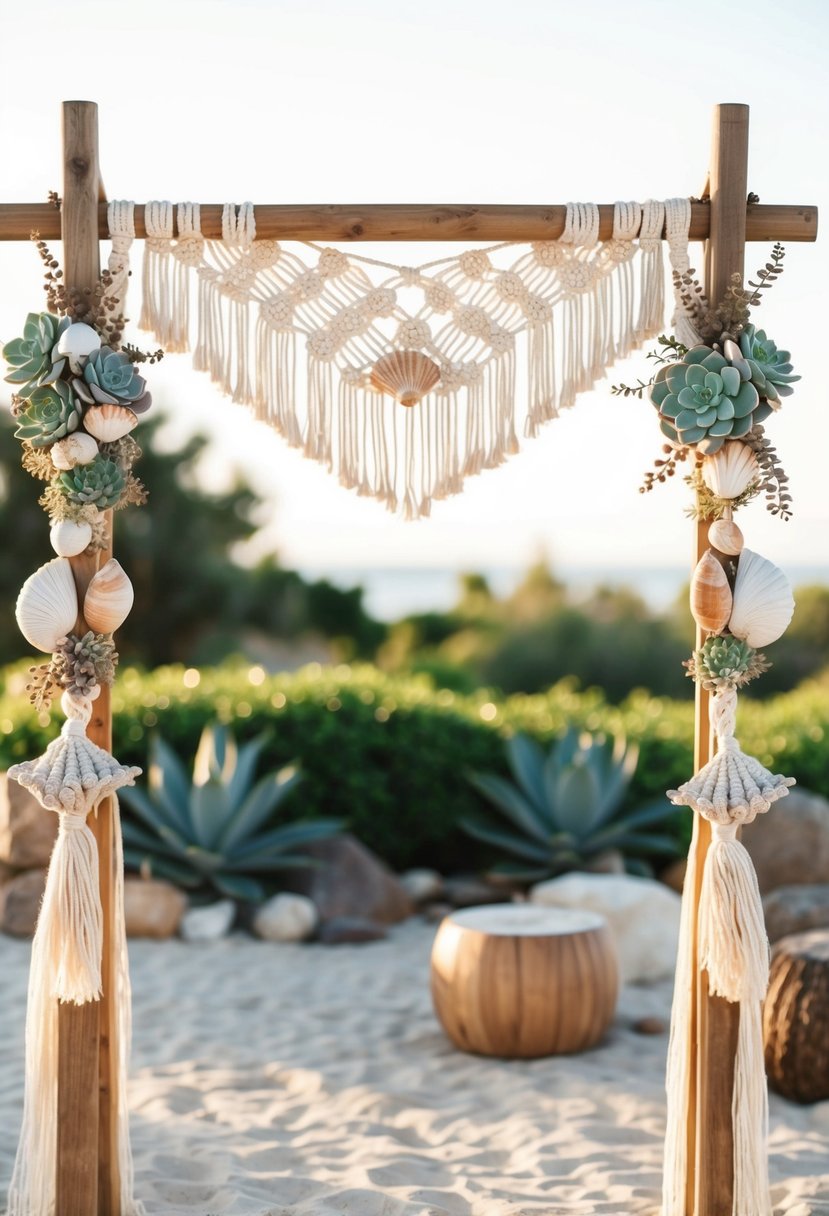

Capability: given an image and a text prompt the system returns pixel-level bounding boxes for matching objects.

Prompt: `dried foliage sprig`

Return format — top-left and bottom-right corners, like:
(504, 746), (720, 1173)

(640, 444), (690, 495)
(683, 463), (761, 521)
(743, 424), (794, 521)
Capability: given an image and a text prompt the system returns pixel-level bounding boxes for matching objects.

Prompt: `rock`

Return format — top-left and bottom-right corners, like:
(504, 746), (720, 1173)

(530, 873), (681, 984)
(443, 875), (510, 908)
(284, 834), (412, 924)
(318, 916), (387, 944)
(0, 868), (47, 937)
(763, 884), (829, 943)
(660, 858), (687, 894)
(633, 1016), (667, 1036)
(742, 788), (829, 893)
(400, 868), (443, 903)
(422, 901), (454, 924)
(180, 899), (235, 942)
(584, 849), (627, 876)
(0, 860), (16, 887)
(123, 877), (186, 939)
(0, 774), (58, 868)
(253, 893), (318, 942)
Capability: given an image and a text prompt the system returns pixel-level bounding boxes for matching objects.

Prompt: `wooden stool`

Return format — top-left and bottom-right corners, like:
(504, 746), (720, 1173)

(764, 928), (829, 1103)
(430, 903), (619, 1058)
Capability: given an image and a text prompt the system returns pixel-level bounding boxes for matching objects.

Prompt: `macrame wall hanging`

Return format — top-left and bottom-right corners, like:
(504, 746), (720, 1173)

(127, 196), (693, 518)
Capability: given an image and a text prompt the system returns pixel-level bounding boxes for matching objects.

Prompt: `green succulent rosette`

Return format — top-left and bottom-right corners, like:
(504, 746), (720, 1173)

(57, 454), (126, 509)
(651, 345), (773, 455)
(685, 636), (770, 691)
(14, 380), (83, 447)
(2, 311), (68, 396)
(732, 325), (800, 402)
(74, 346), (152, 413)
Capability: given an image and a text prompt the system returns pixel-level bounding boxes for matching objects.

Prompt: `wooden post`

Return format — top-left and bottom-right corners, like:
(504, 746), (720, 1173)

(57, 99), (120, 1216)
(686, 102), (751, 1216)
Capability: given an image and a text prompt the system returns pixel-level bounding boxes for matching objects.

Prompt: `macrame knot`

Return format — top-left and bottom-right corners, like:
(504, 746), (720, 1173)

(59, 811), (89, 832)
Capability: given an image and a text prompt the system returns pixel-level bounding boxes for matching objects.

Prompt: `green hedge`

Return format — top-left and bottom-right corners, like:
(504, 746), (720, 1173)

(1, 661), (826, 871)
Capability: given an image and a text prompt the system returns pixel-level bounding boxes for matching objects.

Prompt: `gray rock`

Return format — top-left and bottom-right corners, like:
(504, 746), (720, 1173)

(318, 916), (387, 944)
(584, 849), (627, 876)
(253, 893), (318, 942)
(0, 775), (58, 868)
(284, 834), (413, 924)
(124, 877), (186, 939)
(742, 788), (829, 893)
(443, 875), (511, 908)
(400, 868), (443, 903)
(180, 899), (235, 942)
(763, 884), (829, 943)
(0, 867), (47, 937)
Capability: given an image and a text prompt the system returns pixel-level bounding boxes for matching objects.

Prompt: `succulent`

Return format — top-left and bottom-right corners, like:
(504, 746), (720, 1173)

(57, 454), (126, 508)
(55, 631), (118, 699)
(13, 381), (83, 447)
(2, 311), (68, 396)
(74, 346), (152, 413)
(120, 724), (342, 902)
(732, 325), (800, 401)
(685, 635), (770, 691)
(463, 729), (679, 881)
(651, 346), (773, 455)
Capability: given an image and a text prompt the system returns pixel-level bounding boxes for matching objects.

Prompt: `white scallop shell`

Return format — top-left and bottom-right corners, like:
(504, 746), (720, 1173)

(729, 548), (795, 648)
(50, 519), (93, 558)
(701, 441), (759, 500)
(16, 558), (78, 653)
(51, 431), (99, 470)
(83, 404), (138, 443)
(84, 559), (134, 634)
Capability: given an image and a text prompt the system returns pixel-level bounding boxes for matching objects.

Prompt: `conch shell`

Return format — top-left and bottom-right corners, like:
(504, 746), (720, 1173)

(16, 558), (78, 653)
(729, 549), (795, 648)
(690, 550), (732, 635)
(83, 559), (134, 635)
(370, 351), (441, 406)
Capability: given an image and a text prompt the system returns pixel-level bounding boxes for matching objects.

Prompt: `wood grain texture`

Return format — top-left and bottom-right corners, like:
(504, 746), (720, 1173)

(430, 914), (619, 1059)
(0, 200), (818, 243)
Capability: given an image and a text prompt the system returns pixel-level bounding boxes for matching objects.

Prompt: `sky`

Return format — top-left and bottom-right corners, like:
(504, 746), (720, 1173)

(1, 0), (828, 583)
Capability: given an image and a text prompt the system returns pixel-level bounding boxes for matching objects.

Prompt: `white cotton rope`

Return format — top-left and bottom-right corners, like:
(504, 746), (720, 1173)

(139, 199), (175, 339)
(107, 200), (135, 320)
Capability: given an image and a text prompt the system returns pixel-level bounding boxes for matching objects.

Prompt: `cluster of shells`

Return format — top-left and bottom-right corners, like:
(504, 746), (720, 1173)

(690, 441), (795, 647)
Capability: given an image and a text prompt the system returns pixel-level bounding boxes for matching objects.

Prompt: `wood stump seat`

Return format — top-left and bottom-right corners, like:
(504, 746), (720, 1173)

(764, 928), (829, 1103)
(430, 903), (619, 1059)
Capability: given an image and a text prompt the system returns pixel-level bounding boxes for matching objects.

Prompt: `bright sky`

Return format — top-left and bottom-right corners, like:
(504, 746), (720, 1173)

(1, 0), (827, 577)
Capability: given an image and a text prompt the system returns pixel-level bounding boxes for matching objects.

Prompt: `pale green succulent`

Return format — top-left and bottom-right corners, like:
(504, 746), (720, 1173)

(57, 454), (125, 508)
(75, 346), (151, 413)
(734, 325), (799, 401)
(2, 312), (68, 396)
(685, 636), (770, 691)
(651, 345), (773, 454)
(14, 381), (82, 447)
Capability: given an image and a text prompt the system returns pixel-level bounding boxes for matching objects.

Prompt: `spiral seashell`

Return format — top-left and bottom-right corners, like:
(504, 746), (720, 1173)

(701, 441), (759, 500)
(708, 518), (744, 556)
(369, 351), (441, 407)
(15, 558), (78, 653)
(83, 403), (138, 443)
(83, 559), (134, 634)
(729, 549), (795, 648)
(50, 519), (93, 558)
(51, 431), (99, 470)
(690, 550), (732, 635)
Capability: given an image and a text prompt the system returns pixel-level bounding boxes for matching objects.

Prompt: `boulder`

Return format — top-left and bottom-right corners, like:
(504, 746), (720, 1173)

(284, 834), (412, 924)
(742, 788), (829, 893)
(763, 884), (829, 943)
(318, 916), (387, 944)
(660, 858), (687, 894)
(0, 775), (58, 868)
(0, 868), (47, 937)
(530, 872), (681, 984)
(123, 877), (186, 939)
(180, 899), (235, 942)
(253, 893), (318, 942)
(400, 868), (444, 904)
(443, 875), (511, 908)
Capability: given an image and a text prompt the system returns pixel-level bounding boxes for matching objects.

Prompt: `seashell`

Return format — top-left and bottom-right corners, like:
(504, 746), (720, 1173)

(56, 321), (101, 371)
(50, 519), (93, 558)
(16, 558), (78, 653)
(701, 441), (759, 500)
(729, 548), (795, 648)
(369, 351), (441, 407)
(83, 403), (138, 443)
(84, 558), (134, 634)
(722, 338), (742, 364)
(708, 517), (744, 556)
(51, 431), (99, 469)
(690, 550), (732, 635)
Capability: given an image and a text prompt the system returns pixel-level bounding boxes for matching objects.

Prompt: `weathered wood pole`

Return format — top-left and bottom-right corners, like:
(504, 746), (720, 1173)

(57, 99), (120, 1216)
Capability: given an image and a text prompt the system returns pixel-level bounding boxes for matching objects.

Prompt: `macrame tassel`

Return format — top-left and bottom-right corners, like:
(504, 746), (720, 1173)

(36, 808), (103, 1003)
(699, 822), (769, 1003)
(139, 200), (175, 342)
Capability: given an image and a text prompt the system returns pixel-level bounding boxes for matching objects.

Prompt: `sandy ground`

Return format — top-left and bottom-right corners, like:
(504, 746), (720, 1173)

(1, 920), (828, 1216)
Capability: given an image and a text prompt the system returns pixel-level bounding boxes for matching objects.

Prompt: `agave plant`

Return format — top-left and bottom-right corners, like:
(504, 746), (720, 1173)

(463, 728), (680, 880)
(120, 724), (341, 902)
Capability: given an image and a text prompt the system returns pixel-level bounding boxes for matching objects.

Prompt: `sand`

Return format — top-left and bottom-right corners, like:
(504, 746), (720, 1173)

(1, 920), (828, 1215)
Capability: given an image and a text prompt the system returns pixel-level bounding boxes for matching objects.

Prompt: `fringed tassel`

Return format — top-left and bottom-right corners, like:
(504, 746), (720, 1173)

(37, 809), (103, 1004)
(635, 199), (666, 341)
(139, 201), (175, 342)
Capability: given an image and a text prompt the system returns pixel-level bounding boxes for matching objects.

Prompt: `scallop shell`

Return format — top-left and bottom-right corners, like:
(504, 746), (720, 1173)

(51, 432), (99, 469)
(16, 558), (78, 653)
(369, 351), (441, 406)
(690, 550), (732, 635)
(729, 549), (795, 648)
(50, 519), (93, 558)
(708, 518), (744, 556)
(83, 559), (134, 634)
(83, 404), (138, 442)
(701, 441), (759, 500)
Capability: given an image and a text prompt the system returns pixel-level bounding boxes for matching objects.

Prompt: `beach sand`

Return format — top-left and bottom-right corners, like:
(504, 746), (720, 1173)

(1, 920), (827, 1215)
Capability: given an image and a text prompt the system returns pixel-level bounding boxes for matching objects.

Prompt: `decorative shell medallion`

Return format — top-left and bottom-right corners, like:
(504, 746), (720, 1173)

(690, 550), (732, 636)
(16, 558), (78, 653)
(51, 431), (99, 470)
(701, 441), (759, 500)
(83, 558), (134, 635)
(708, 518), (745, 556)
(83, 403), (138, 443)
(370, 351), (441, 407)
(50, 519), (93, 558)
(729, 548), (795, 648)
